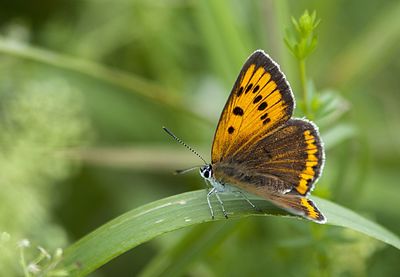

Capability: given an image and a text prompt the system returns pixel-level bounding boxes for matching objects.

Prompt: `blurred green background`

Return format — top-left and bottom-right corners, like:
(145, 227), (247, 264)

(0, 0), (399, 276)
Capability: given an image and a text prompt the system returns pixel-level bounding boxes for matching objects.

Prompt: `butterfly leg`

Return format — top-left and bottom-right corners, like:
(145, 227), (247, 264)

(233, 190), (258, 211)
(214, 192), (228, 219)
(207, 187), (216, 219)
(203, 179), (211, 189)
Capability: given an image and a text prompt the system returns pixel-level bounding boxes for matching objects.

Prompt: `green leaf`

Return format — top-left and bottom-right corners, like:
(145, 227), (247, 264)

(61, 190), (400, 276)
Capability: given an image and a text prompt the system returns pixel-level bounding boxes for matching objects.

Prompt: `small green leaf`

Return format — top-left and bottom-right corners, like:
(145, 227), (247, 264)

(285, 10), (320, 60)
(61, 190), (400, 276)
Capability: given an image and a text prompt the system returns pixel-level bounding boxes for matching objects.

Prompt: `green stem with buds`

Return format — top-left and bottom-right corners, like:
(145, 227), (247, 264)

(284, 10), (320, 116)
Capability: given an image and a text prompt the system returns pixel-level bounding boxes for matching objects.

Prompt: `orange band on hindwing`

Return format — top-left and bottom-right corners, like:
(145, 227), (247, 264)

(300, 198), (325, 223)
(295, 130), (320, 195)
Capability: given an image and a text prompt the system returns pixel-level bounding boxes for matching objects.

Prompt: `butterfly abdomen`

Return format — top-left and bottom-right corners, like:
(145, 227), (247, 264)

(213, 163), (290, 194)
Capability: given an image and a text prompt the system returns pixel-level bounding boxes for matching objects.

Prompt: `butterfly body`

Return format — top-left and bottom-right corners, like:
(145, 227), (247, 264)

(200, 50), (326, 224)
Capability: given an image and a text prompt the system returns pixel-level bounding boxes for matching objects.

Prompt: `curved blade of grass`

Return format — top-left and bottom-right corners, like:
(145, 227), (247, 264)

(62, 190), (400, 276)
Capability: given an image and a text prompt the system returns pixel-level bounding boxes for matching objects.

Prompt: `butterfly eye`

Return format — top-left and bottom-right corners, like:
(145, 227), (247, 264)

(200, 165), (212, 179)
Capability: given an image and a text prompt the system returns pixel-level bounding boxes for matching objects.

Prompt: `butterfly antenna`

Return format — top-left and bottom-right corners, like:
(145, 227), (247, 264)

(174, 166), (201, 175)
(162, 126), (208, 165)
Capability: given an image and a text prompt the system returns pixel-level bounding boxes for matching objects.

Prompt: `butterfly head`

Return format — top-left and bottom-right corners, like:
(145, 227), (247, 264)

(199, 164), (213, 180)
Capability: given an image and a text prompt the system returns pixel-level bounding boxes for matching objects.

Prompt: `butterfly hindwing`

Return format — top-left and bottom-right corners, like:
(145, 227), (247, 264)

(267, 193), (326, 223)
(213, 119), (324, 196)
(211, 50), (294, 164)
(239, 118), (324, 195)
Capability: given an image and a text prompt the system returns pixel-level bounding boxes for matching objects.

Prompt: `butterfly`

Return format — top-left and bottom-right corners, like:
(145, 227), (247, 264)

(164, 50), (326, 224)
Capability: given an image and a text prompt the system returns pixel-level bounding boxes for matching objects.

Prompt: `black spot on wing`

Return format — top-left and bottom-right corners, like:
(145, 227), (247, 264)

(253, 85), (260, 93)
(233, 107), (244, 116)
(237, 86), (243, 97)
(245, 83), (253, 93)
(258, 102), (268, 110)
(263, 118), (271, 125)
(253, 95), (262, 104)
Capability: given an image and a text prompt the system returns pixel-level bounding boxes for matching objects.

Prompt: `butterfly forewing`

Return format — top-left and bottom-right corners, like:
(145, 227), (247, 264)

(211, 50), (294, 164)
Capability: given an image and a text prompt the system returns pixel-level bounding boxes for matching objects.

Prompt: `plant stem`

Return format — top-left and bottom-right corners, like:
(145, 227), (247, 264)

(299, 58), (308, 116)
(19, 248), (31, 277)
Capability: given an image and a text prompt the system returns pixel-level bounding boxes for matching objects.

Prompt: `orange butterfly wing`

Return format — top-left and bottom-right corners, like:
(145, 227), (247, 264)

(211, 50), (294, 164)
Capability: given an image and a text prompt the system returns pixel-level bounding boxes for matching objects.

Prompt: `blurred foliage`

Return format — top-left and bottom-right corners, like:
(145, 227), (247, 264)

(0, 66), (90, 275)
(0, 0), (399, 276)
